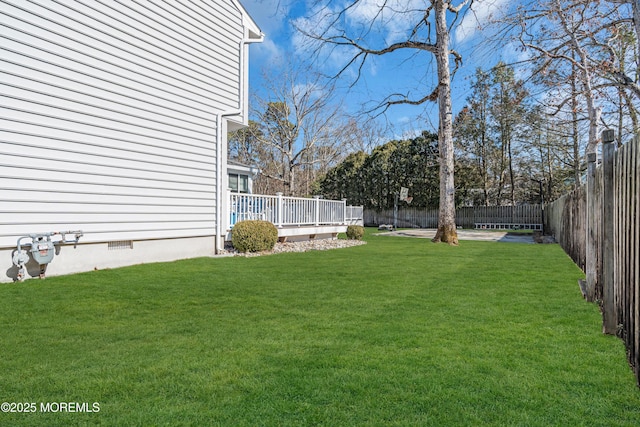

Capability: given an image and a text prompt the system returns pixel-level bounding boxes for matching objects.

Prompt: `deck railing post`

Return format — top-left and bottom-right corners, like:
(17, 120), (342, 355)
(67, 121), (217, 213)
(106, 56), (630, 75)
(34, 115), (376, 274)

(342, 199), (347, 224)
(313, 195), (321, 226)
(227, 190), (232, 230)
(276, 192), (283, 228)
(602, 129), (617, 335)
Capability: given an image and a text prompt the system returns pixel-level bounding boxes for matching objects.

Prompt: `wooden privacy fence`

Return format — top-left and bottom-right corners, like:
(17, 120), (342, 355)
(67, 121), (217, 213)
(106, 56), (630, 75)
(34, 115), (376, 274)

(364, 205), (542, 229)
(544, 185), (588, 272)
(545, 131), (639, 385)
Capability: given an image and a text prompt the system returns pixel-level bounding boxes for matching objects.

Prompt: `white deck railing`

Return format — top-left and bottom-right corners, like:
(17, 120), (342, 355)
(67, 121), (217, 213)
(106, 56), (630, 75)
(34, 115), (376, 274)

(229, 192), (363, 229)
(345, 205), (364, 225)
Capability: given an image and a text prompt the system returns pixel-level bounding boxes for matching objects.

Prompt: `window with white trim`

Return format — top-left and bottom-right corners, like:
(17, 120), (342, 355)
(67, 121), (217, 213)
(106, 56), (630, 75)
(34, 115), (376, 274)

(229, 173), (249, 193)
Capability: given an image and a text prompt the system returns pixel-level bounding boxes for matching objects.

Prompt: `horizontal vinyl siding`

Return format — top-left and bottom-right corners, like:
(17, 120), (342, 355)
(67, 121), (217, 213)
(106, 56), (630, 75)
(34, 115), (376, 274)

(0, 0), (245, 247)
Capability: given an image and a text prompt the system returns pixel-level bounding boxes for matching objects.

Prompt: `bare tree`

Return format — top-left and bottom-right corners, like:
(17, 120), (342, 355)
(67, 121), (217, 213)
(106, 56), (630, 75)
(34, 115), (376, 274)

(517, 0), (606, 156)
(248, 68), (349, 196)
(341, 117), (386, 154)
(296, 0), (473, 245)
(607, 0), (640, 97)
(514, 0), (640, 158)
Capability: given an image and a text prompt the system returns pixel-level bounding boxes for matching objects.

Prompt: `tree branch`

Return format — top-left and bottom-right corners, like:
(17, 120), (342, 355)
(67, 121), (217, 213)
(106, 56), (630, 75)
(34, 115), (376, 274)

(611, 71), (640, 98)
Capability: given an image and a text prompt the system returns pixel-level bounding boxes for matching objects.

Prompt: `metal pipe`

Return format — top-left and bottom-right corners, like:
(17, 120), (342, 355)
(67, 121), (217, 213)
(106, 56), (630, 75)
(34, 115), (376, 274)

(215, 20), (263, 253)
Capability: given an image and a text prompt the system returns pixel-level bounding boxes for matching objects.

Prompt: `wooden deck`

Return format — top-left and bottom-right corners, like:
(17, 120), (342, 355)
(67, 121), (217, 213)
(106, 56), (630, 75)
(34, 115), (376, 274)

(226, 192), (362, 242)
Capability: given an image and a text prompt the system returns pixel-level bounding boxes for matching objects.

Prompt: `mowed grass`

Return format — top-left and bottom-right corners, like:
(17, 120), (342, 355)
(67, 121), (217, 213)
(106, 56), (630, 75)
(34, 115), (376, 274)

(1, 231), (639, 426)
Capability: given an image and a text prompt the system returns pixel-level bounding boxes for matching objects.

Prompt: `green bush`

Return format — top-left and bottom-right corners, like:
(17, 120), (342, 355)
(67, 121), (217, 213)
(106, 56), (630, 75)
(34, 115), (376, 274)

(346, 225), (365, 240)
(231, 220), (278, 253)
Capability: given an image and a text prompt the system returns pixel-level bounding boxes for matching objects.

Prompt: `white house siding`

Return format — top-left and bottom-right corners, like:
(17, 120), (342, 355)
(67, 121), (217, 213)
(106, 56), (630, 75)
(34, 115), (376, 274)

(0, 0), (253, 281)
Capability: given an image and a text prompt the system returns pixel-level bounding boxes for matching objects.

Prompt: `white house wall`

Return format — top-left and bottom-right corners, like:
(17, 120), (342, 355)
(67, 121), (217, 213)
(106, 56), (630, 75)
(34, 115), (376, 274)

(0, 0), (254, 280)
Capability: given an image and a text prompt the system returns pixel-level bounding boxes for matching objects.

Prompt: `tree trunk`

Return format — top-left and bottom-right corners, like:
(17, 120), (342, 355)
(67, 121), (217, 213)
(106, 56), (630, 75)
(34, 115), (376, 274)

(634, 0), (640, 74)
(555, 0), (600, 157)
(496, 133), (507, 205)
(571, 59), (581, 188)
(431, 0), (458, 245)
(508, 138), (515, 205)
(480, 107), (489, 205)
(585, 88), (601, 156)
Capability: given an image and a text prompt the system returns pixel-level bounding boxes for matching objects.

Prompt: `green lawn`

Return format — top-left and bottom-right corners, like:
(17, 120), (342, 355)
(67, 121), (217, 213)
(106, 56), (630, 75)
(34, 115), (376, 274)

(1, 231), (639, 426)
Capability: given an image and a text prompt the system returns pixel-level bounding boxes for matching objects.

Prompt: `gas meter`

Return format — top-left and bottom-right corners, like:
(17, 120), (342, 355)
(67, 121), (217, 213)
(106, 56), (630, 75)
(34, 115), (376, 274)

(30, 235), (55, 264)
(12, 231), (83, 281)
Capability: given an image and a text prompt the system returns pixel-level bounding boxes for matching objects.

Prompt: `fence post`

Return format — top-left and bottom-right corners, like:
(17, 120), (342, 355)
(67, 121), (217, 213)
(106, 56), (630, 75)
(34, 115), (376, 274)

(585, 152), (598, 302)
(276, 192), (283, 228)
(602, 129), (617, 335)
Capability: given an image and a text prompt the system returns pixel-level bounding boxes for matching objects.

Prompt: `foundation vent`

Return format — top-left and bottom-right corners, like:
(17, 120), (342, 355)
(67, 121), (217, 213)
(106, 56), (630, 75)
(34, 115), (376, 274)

(108, 240), (134, 250)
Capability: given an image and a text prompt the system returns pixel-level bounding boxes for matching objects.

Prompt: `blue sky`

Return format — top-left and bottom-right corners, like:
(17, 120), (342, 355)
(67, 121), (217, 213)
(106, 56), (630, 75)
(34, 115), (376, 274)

(239, 0), (517, 141)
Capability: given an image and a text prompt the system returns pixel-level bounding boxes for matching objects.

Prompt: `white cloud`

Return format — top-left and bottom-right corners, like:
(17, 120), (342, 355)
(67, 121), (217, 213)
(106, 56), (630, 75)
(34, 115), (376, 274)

(454, 0), (510, 44)
(291, 4), (360, 74)
(503, 39), (531, 63)
(240, 0), (289, 36)
(291, 7), (328, 54)
(345, 0), (385, 23)
(251, 38), (283, 62)
(344, 0), (425, 44)
(345, 0), (422, 25)
(293, 81), (325, 101)
(290, 1), (430, 77)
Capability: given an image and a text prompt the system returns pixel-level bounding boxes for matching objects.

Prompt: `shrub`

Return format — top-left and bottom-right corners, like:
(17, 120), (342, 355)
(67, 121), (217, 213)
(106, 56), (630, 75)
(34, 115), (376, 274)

(346, 225), (365, 240)
(231, 220), (278, 253)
